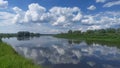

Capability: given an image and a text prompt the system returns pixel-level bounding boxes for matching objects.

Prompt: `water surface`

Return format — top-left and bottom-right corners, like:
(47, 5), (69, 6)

(2, 36), (120, 68)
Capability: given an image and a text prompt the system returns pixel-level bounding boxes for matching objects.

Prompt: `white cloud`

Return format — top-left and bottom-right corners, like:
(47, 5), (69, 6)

(13, 7), (23, 14)
(0, 0), (8, 9)
(72, 13), (82, 21)
(81, 15), (95, 25)
(87, 5), (96, 10)
(0, 12), (15, 26)
(88, 25), (101, 30)
(12, 7), (25, 24)
(103, 0), (120, 7)
(49, 7), (82, 27)
(81, 12), (120, 30)
(28, 3), (46, 12)
(96, 0), (107, 3)
(52, 16), (66, 26)
(25, 3), (46, 22)
(12, 3), (47, 24)
(12, 5), (83, 28)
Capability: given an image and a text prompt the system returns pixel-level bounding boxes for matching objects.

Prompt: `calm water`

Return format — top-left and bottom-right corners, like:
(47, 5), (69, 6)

(2, 36), (120, 68)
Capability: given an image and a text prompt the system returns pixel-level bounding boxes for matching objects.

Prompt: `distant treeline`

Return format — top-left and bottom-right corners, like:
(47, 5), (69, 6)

(0, 31), (40, 38)
(17, 31), (40, 37)
(66, 28), (120, 35)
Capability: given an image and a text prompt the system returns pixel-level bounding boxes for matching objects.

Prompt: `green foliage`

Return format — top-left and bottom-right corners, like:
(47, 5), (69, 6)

(73, 31), (81, 34)
(67, 28), (120, 35)
(17, 31), (41, 37)
(17, 31), (40, 37)
(18, 31), (30, 37)
(0, 33), (17, 38)
(55, 28), (120, 44)
(0, 42), (41, 68)
(0, 31), (40, 38)
(0, 39), (1, 42)
(68, 30), (72, 34)
(67, 30), (81, 35)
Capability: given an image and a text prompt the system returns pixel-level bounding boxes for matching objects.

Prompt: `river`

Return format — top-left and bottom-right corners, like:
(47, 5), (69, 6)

(2, 36), (120, 68)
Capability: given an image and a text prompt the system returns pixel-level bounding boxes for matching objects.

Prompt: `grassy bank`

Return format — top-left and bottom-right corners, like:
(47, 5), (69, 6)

(55, 33), (120, 48)
(0, 41), (41, 68)
(55, 28), (120, 43)
(55, 33), (120, 42)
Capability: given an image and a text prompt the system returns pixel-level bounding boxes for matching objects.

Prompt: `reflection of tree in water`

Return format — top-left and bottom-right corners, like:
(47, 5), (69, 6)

(68, 40), (81, 44)
(68, 40), (73, 44)
(67, 39), (120, 48)
(85, 40), (120, 48)
(17, 36), (31, 41)
(0, 38), (2, 42)
(17, 31), (40, 41)
(17, 36), (41, 41)
(73, 40), (81, 44)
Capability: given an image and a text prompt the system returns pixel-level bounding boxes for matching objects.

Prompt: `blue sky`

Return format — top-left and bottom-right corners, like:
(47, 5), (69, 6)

(0, 0), (120, 33)
(8, 0), (120, 13)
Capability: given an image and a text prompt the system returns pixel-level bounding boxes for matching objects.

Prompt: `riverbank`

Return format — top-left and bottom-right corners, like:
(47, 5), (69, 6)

(55, 33), (120, 48)
(0, 41), (41, 68)
(55, 33), (120, 41)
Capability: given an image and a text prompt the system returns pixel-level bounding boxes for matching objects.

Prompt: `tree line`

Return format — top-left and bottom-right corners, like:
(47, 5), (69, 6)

(17, 31), (40, 37)
(0, 31), (40, 38)
(67, 28), (120, 35)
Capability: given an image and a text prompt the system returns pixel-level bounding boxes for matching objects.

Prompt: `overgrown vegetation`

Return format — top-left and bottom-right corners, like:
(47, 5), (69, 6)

(0, 41), (41, 68)
(55, 28), (120, 43)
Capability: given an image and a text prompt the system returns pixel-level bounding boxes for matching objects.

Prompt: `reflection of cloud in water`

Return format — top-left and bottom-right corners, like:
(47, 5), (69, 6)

(87, 61), (96, 67)
(15, 42), (120, 65)
(16, 45), (82, 64)
(102, 64), (118, 68)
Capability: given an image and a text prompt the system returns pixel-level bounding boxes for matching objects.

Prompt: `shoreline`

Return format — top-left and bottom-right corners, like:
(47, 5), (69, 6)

(54, 34), (120, 48)
(0, 41), (41, 68)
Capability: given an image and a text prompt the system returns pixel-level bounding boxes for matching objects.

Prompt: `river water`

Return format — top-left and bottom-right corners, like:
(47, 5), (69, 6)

(2, 36), (120, 68)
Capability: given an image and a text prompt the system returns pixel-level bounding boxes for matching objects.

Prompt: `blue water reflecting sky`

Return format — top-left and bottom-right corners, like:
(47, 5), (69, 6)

(2, 36), (120, 68)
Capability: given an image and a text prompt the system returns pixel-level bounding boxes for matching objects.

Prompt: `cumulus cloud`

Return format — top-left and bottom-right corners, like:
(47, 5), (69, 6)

(26, 3), (46, 22)
(81, 12), (120, 30)
(81, 15), (95, 25)
(49, 7), (82, 27)
(52, 16), (66, 26)
(12, 4), (83, 28)
(13, 7), (23, 14)
(12, 3), (47, 24)
(87, 5), (96, 10)
(103, 0), (120, 7)
(96, 0), (107, 3)
(0, 0), (8, 9)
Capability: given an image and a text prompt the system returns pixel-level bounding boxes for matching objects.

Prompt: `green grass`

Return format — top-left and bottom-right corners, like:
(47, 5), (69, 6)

(55, 33), (120, 42)
(54, 33), (120, 48)
(0, 41), (41, 68)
